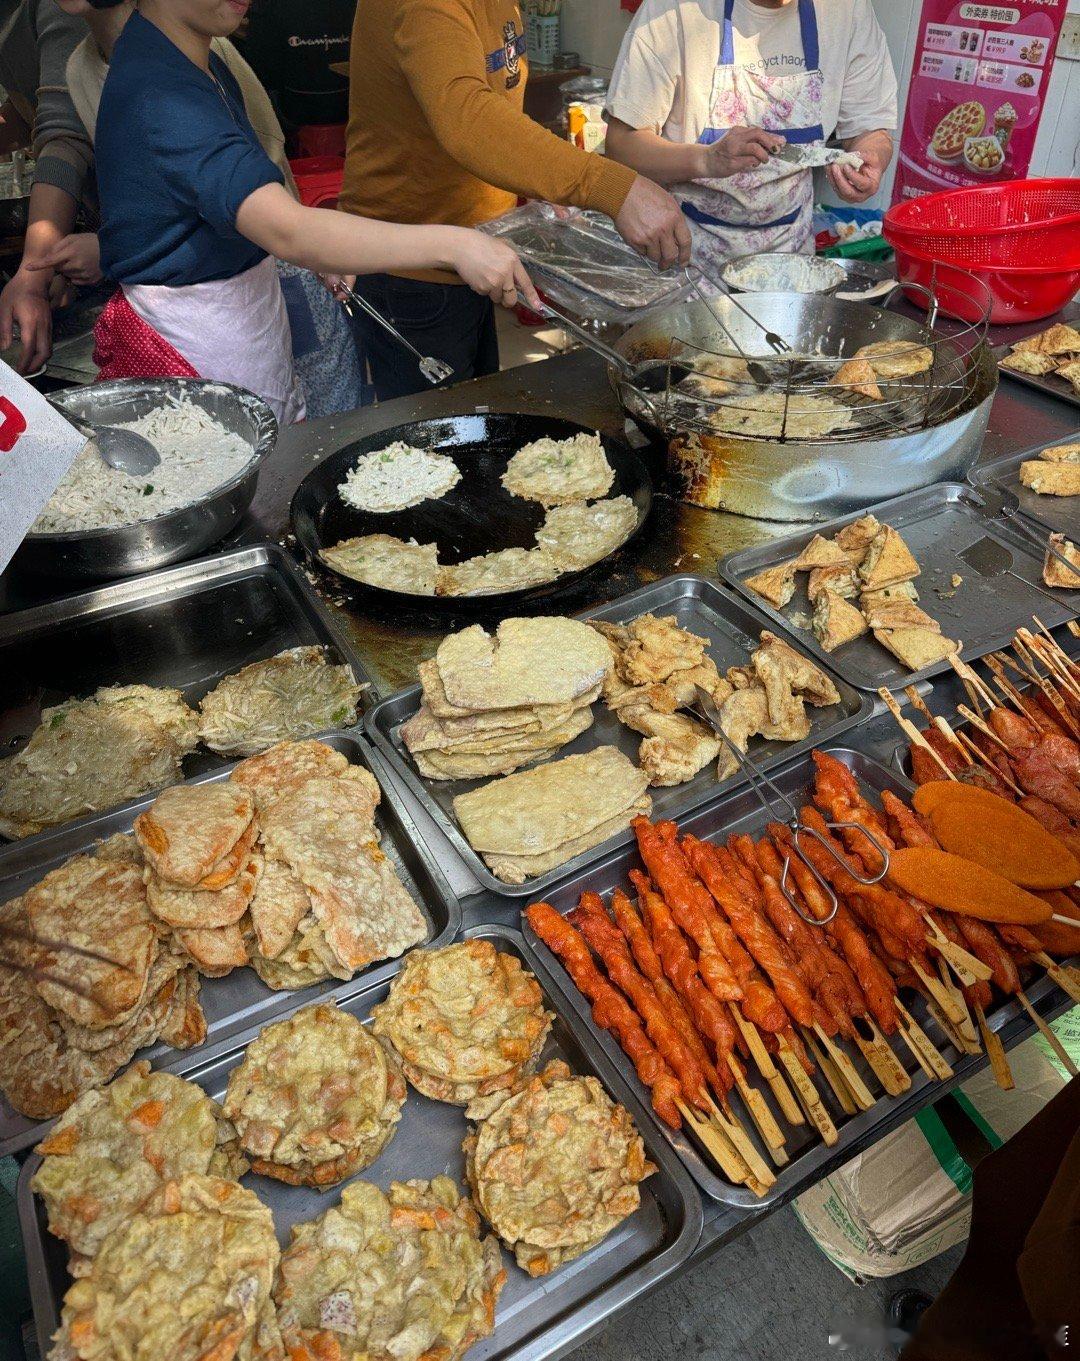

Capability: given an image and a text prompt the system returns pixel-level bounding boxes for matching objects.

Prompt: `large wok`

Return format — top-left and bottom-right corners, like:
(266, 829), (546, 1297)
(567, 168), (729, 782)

(608, 291), (996, 523)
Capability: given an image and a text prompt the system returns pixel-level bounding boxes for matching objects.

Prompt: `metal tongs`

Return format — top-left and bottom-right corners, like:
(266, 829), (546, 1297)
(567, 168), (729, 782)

(692, 687), (890, 925)
(338, 283), (454, 385)
(996, 488), (1078, 582)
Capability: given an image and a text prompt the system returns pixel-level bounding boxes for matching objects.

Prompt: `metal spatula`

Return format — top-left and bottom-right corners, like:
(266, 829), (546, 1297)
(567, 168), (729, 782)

(339, 283), (454, 385)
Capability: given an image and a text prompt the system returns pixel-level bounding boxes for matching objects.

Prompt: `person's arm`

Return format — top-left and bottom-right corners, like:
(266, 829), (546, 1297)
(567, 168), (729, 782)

(393, 0), (689, 267)
(830, 128), (893, 203)
(235, 182), (541, 308)
(28, 0), (95, 207)
(0, 181), (78, 373)
(605, 117), (784, 185)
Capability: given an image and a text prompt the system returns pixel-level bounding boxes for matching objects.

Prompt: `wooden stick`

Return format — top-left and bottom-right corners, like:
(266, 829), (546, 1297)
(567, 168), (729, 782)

(904, 686), (973, 764)
(1032, 953), (1080, 1005)
(925, 997), (979, 1056)
(776, 1036), (839, 1145)
(708, 1103), (777, 1190)
(948, 982), (984, 1055)
(974, 1004), (1014, 1091)
(1026, 639), (1080, 709)
(728, 1004), (805, 1127)
(812, 1022), (876, 1110)
(721, 1061), (788, 1158)
(676, 1099), (754, 1187)
(984, 657), (1032, 717)
(1030, 618), (1080, 682)
(912, 958), (966, 1025)
(949, 654), (998, 710)
(1002, 644), (1080, 739)
(927, 925), (993, 985)
(1024, 624), (1080, 700)
(803, 1027), (858, 1116)
(1068, 620), (1080, 640)
(1016, 991), (1078, 1077)
(954, 731), (1024, 796)
(895, 998), (954, 1081)
(853, 1024), (911, 1097)
(878, 687), (957, 778)
(956, 705), (1015, 758)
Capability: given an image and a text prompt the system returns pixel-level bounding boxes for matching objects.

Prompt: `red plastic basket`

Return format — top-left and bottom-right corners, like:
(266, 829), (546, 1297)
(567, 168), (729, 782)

(885, 179), (1080, 270)
(893, 242), (1080, 325)
(289, 155), (344, 209)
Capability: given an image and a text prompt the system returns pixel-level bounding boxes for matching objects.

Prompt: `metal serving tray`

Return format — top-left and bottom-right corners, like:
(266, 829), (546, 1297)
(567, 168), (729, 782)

(970, 440), (1080, 543)
(993, 342), (1080, 412)
(522, 747), (1065, 1207)
(19, 924), (702, 1361)
(719, 483), (1077, 692)
(0, 542), (371, 822)
(0, 731), (460, 1157)
(365, 576), (870, 899)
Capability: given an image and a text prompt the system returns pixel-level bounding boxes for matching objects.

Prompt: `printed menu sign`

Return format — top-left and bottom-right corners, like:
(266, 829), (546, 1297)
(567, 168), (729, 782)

(892, 0), (1068, 202)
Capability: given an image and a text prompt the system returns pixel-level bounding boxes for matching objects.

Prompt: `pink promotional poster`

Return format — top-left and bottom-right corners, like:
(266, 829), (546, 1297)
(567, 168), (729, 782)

(891, 0), (1069, 202)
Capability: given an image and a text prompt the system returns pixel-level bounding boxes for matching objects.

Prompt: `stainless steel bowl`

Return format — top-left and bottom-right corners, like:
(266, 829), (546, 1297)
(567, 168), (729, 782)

(17, 379), (277, 581)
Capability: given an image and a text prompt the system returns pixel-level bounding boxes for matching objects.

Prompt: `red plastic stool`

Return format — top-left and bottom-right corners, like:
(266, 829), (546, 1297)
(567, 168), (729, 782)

(289, 156), (344, 208)
(295, 124), (347, 159)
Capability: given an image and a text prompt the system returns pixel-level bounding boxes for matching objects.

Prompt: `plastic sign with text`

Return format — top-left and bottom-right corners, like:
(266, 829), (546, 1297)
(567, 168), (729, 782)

(0, 361), (87, 574)
(891, 0), (1068, 201)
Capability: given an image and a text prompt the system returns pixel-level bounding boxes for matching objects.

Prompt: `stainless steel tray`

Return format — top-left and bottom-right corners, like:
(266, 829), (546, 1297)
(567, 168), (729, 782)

(365, 576), (870, 898)
(970, 440), (1080, 543)
(719, 483), (1077, 692)
(0, 542), (371, 833)
(994, 342), (1080, 412)
(0, 731), (460, 1157)
(18, 924), (703, 1361)
(522, 746), (1066, 1206)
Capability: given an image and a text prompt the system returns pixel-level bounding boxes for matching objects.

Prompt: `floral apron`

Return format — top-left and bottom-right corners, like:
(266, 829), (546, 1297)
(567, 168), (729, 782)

(680, 0), (825, 268)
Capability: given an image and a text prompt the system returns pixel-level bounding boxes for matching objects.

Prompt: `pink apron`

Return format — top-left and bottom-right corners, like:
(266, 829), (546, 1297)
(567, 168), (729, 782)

(680, 0), (825, 267)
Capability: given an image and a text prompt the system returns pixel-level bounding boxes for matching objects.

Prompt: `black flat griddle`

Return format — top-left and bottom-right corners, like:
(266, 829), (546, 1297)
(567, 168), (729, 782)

(290, 412), (653, 615)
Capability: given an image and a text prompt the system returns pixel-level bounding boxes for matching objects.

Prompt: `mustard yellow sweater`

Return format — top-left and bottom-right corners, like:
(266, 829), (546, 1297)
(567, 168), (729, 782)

(341, 0), (637, 282)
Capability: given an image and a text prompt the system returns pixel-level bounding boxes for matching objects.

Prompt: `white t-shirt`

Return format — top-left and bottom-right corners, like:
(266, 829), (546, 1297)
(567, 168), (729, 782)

(606, 0), (898, 147)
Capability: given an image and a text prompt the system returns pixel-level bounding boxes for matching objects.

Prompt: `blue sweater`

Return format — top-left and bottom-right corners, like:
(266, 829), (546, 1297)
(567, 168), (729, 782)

(97, 11), (283, 286)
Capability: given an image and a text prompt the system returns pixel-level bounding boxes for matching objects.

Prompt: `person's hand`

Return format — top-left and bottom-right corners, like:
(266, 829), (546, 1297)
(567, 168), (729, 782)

(0, 268), (53, 373)
(26, 233), (102, 287)
(827, 157), (882, 203)
(614, 175), (691, 270)
(702, 126), (785, 178)
(450, 231), (541, 311)
(320, 272), (356, 300)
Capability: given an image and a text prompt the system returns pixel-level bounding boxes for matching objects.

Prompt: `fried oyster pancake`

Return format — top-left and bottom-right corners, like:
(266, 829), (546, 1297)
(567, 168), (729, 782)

(464, 1060), (654, 1277)
(372, 942), (552, 1105)
(146, 847), (261, 929)
(32, 1063), (242, 1262)
(53, 1174), (283, 1361)
(24, 854), (156, 1029)
(274, 1177), (505, 1361)
(249, 917), (336, 991)
(134, 783), (255, 888)
(0, 685), (197, 840)
(259, 776), (426, 974)
(223, 1003), (405, 1187)
(197, 645), (362, 758)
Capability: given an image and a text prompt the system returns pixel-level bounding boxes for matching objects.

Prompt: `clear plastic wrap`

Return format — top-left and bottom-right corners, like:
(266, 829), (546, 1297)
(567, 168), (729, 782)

(481, 203), (691, 323)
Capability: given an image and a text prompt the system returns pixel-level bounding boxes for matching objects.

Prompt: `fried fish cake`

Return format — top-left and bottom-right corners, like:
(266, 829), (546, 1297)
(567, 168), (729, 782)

(260, 776), (426, 975)
(53, 1174), (283, 1361)
(274, 1177), (505, 1361)
(249, 917), (336, 991)
(223, 1003), (405, 1187)
(146, 848), (261, 930)
(24, 854), (157, 1030)
(173, 920), (250, 977)
(134, 783), (255, 888)
(31, 1063), (237, 1262)
(372, 942), (552, 1105)
(231, 738), (379, 815)
(247, 856), (311, 960)
(197, 645), (362, 758)
(464, 1060), (654, 1277)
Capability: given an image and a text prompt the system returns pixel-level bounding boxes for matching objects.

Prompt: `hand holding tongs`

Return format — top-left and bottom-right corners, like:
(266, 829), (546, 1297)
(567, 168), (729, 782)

(338, 283), (454, 386)
(691, 687), (890, 926)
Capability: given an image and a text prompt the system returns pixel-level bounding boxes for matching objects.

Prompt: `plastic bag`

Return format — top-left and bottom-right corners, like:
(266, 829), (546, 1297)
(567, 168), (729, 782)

(481, 202), (691, 324)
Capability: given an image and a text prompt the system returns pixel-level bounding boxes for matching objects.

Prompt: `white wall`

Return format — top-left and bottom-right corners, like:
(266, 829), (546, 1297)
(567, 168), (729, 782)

(560, 0), (1080, 201)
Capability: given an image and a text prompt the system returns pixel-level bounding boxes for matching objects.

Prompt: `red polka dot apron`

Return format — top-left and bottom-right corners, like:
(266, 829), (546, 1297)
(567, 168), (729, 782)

(680, 0), (825, 268)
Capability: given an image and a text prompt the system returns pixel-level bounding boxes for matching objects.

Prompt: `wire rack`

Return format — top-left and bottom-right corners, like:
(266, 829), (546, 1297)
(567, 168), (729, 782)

(632, 266), (994, 445)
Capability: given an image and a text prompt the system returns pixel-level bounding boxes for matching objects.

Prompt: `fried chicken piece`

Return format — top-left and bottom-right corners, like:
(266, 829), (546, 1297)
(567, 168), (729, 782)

(618, 614), (709, 685)
(714, 686), (808, 780)
(752, 630), (840, 716)
(619, 707), (721, 787)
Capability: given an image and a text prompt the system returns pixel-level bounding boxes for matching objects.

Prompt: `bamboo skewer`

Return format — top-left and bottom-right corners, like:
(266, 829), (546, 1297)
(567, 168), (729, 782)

(1032, 952), (1080, 1005)
(904, 686), (973, 764)
(954, 730), (1024, 796)
(707, 1102), (777, 1190)
(879, 688), (956, 778)
(925, 997), (979, 1056)
(895, 999), (954, 1081)
(724, 1054), (789, 1161)
(1015, 992), (1078, 1077)
(803, 1028), (858, 1116)
(949, 655), (999, 710)
(1028, 619), (1080, 688)
(776, 1035), (839, 1145)
(911, 958), (966, 1025)
(974, 1004), (1014, 1091)
(728, 1004), (804, 1128)
(999, 646), (1080, 739)
(676, 1100), (753, 1186)
(852, 1024), (910, 1097)
(956, 705), (1014, 757)
(812, 1023), (875, 1110)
